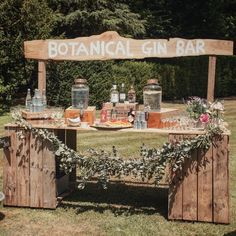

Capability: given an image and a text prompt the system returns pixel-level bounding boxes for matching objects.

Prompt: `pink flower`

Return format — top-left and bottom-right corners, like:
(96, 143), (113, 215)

(199, 113), (210, 123)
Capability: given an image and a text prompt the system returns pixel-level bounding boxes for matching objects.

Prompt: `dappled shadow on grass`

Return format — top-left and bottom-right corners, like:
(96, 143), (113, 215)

(0, 212), (5, 221)
(60, 182), (168, 218)
(224, 231), (236, 236)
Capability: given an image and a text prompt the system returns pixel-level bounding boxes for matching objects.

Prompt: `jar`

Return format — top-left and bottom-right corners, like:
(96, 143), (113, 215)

(143, 79), (162, 111)
(71, 78), (89, 109)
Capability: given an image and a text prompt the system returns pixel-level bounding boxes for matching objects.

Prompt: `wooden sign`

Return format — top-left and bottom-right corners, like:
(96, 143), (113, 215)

(24, 31), (234, 61)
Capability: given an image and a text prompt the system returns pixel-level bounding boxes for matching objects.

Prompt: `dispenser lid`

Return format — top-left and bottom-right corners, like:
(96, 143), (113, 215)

(75, 78), (87, 84)
(147, 79), (158, 84)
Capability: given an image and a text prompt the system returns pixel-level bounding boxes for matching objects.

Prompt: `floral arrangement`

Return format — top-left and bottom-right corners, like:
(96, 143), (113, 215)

(186, 97), (225, 128)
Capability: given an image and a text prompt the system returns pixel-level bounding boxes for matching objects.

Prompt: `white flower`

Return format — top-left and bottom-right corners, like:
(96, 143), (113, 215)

(211, 101), (224, 111)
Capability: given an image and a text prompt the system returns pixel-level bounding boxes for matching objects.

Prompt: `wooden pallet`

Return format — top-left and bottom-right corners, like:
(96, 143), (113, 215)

(3, 127), (77, 209)
(64, 106), (96, 125)
(168, 134), (229, 224)
(21, 109), (62, 120)
(147, 108), (179, 128)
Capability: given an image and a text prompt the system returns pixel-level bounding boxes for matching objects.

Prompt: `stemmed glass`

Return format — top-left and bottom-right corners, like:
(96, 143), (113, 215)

(51, 107), (64, 126)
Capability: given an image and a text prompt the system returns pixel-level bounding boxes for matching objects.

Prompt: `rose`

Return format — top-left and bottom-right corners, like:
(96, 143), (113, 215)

(199, 113), (210, 123)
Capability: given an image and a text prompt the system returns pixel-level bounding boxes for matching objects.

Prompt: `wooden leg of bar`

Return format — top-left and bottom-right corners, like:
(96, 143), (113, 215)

(168, 134), (229, 224)
(213, 135), (229, 224)
(3, 128), (17, 206)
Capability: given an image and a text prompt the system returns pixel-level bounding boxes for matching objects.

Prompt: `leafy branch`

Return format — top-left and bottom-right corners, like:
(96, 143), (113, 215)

(11, 109), (224, 189)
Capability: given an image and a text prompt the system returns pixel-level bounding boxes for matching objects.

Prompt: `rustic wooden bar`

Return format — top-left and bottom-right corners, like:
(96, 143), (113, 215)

(168, 133), (230, 224)
(3, 125), (77, 209)
(2, 122), (230, 224)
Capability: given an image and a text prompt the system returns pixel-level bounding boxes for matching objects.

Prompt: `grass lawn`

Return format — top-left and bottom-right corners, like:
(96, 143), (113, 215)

(0, 101), (236, 236)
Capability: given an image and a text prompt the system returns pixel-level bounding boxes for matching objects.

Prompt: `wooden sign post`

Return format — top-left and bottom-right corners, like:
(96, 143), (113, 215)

(38, 61), (46, 92)
(207, 56), (217, 102)
(24, 31), (234, 100)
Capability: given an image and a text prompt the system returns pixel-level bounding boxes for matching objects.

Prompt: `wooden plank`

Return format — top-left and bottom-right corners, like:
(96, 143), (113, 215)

(207, 56), (217, 102)
(147, 109), (179, 128)
(3, 128), (17, 206)
(42, 135), (56, 209)
(55, 129), (66, 181)
(16, 130), (30, 207)
(38, 61), (46, 92)
(197, 147), (213, 222)
(65, 106), (96, 126)
(168, 134), (183, 220)
(65, 130), (77, 183)
(24, 31), (234, 61)
(29, 132), (43, 208)
(213, 135), (229, 224)
(182, 142), (198, 221)
(8, 123), (231, 136)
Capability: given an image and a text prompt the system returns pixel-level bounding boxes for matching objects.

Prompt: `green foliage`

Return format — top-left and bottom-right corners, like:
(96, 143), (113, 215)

(215, 56), (236, 97)
(45, 57), (236, 109)
(186, 97), (208, 120)
(46, 60), (158, 108)
(11, 107), (224, 190)
(124, 0), (177, 38)
(46, 61), (114, 108)
(0, 0), (55, 113)
(47, 0), (146, 37)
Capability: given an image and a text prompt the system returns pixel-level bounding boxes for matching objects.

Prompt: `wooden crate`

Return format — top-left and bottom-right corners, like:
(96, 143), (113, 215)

(147, 108), (179, 128)
(168, 134), (229, 224)
(64, 106), (96, 125)
(3, 126), (76, 209)
(103, 102), (138, 120)
(21, 109), (61, 120)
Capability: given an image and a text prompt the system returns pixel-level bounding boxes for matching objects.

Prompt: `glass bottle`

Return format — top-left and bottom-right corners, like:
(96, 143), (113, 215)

(25, 88), (32, 111)
(42, 89), (47, 110)
(128, 85), (136, 103)
(127, 108), (135, 124)
(72, 78), (89, 109)
(34, 89), (43, 112)
(110, 104), (117, 121)
(32, 90), (36, 112)
(100, 104), (108, 123)
(119, 83), (126, 103)
(110, 84), (119, 104)
(143, 79), (162, 111)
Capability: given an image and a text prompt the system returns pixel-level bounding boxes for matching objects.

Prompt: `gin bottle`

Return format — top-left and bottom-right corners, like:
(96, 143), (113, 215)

(110, 84), (119, 104)
(119, 83), (126, 103)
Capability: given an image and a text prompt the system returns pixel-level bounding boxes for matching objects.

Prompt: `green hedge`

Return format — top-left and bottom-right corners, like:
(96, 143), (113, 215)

(44, 56), (236, 109)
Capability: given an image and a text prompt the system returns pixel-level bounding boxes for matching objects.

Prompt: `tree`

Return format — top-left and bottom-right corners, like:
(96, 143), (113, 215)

(47, 0), (146, 37)
(168, 0), (230, 39)
(0, 0), (55, 112)
(123, 0), (177, 38)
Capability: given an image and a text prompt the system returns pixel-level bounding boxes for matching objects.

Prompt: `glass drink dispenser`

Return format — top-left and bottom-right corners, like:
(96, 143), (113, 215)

(71, 78), (89, 109)
(143, 79), (162, 111)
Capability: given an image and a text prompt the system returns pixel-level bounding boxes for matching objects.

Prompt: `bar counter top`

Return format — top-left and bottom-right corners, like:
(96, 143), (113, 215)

(4, 119), (231, 135)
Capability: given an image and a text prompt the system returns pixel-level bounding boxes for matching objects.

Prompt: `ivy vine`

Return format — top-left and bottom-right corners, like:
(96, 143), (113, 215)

(11, 109), (225, 189)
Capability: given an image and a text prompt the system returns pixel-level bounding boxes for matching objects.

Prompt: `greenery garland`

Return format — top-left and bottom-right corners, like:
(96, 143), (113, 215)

(11, 109), (224, 189)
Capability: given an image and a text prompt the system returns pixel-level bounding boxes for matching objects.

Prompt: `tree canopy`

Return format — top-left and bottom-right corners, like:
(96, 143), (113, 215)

(0, 0), (235, 112)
